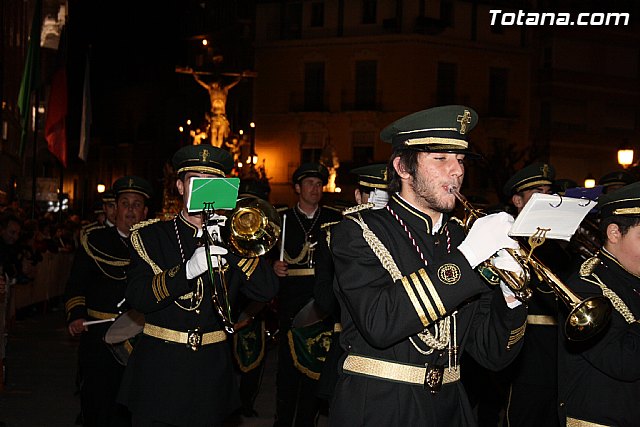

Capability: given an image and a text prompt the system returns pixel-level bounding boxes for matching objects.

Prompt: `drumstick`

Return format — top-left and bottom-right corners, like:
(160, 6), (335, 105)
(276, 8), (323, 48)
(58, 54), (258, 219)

(82, 318), (116, 326)
(279, 214), (287, 262)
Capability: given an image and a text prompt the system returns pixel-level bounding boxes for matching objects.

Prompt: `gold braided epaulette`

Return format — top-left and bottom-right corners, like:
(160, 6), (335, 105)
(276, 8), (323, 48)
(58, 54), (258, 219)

(579, 256), (601, 277)
(80, 222), (105, 237)
(321, 221), (340, 230)
(130, 218), (161, 232)
(342, 202), (374, 216)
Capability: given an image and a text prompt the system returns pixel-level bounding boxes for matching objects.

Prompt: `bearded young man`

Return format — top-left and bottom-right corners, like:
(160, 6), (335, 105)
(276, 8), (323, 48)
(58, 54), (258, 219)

(328, 106), (528, 426)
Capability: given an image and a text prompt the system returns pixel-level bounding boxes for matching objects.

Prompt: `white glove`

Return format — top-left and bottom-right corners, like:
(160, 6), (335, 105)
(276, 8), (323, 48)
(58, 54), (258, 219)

(458, 212), (519, 268)
(369, 188), (389, 210)
(492, 248), (524, 274)
(185, 245), (228, 279)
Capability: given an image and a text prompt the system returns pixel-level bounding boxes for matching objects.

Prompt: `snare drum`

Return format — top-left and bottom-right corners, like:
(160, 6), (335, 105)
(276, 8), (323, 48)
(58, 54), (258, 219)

(103, 309), (145, 366)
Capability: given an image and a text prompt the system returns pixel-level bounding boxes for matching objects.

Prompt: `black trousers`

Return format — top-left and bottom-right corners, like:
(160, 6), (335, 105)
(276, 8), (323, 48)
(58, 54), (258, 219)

(79, 335), (130, 427)
(503, 382), (560, 427)
(274, 328), (320, 427)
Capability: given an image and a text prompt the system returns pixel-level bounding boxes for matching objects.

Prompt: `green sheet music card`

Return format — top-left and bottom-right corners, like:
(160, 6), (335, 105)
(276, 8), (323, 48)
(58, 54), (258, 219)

(186, 177), (239, 213)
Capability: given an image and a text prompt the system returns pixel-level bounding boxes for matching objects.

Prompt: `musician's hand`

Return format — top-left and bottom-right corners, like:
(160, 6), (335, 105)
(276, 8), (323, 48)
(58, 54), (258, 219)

(273, 260), (288, 277)
(186, 245), (228, 279)
(492, 249), (524, 274)
(68, 319), (87, 337)
(458, 212), (519, 268)
(233, 317), (253, 331)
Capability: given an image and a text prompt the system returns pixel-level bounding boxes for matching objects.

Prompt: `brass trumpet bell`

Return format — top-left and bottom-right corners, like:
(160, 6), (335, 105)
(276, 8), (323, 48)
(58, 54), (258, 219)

(220, 196), (282, 258)
(565, 296), (612, 341)
(451, 188), (612, 341)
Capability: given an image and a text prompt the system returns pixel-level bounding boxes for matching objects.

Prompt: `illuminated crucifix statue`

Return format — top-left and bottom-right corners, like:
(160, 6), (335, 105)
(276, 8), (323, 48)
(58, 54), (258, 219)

(191, 72), (242, 147)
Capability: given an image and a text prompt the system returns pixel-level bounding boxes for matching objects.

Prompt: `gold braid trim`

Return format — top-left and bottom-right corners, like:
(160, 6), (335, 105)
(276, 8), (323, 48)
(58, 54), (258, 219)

(130, 218), (161, 232)
(347, 214), (450, 350)
(341, 203), (374, 216)
(448, 216), (464, 227)
(583, 273), (637, 324)
(81, 231), (129, 267)
(130, 229), (162, 275)
(347, 214), (402, 281)
(283, 241), (312, 265)
(579, 256), (601, 277)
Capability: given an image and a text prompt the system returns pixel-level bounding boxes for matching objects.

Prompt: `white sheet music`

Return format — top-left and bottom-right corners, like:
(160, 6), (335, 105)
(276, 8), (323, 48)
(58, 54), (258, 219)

(509, 193), (596, 241)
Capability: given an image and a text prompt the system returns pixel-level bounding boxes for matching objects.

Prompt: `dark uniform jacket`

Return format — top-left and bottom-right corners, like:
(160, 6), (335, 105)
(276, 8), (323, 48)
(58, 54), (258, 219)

(278, 205), (342, 323)
(118, 213), (278, 426)
(501, 240), (572, 427)
(65, 224), (131, 355)
(558, 249), (640, 427)
(64, 224), (131, 426)
(313, 215), (345, 399)
(330, 195), (527, 426)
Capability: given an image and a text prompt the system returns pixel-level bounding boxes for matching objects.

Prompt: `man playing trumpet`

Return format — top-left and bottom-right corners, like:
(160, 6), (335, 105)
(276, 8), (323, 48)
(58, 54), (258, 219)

(329, 105), (528, 425)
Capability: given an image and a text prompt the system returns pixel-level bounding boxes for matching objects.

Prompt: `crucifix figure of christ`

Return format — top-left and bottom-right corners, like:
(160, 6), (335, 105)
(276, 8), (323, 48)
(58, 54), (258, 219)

(176, 67), (257, 147)
(192, 72), (241, 147)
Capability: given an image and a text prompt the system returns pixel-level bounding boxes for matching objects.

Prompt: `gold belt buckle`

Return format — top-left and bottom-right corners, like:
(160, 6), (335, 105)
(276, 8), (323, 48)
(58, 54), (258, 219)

(424, 363), (444, 394)
(187, 328), (202, 351)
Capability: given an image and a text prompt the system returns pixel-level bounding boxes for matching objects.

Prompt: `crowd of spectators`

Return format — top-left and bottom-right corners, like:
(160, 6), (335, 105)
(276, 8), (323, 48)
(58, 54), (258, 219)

(0, 203), (90, 287)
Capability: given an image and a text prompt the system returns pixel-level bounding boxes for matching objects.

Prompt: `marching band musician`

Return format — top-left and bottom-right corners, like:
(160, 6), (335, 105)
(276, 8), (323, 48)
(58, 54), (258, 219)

(118, 144), (278, 427)
(498, 162), (572, 427)
(329, 106), (528, 426)
(598, 170), (636, 194)
(65, 175), (153, 427)
(558, 181), (640, 427)
(271, 163), (342, 427)
(313, 163), (389, 404)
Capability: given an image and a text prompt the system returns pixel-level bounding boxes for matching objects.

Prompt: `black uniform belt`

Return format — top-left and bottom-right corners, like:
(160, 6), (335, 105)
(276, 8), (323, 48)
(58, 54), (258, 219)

(288, 268), (315, 277)
(527, 314), (557, 326)
(143, 323), (226, 351)
(343, 354), (460, 392)
(87, 308), (118, 320)
(566, 417), (610, 427)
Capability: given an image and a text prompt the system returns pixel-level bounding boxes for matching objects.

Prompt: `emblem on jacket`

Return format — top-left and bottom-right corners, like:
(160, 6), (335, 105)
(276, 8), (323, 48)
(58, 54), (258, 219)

(438, 263), (461, 285)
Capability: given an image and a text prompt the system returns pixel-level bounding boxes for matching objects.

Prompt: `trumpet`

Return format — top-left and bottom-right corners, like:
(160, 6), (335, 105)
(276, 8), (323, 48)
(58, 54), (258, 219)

(450, 188), (612, 342)
(202, 196), (282, 333)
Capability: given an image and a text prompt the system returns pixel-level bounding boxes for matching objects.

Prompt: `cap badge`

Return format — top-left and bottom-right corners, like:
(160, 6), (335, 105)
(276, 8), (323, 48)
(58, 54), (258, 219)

(383, 168), (388, 182)
(201, 149), (210, 163)
(456, 110), (472, 135)
(128, 178), (134, 187)
(541, 164), (549, 178)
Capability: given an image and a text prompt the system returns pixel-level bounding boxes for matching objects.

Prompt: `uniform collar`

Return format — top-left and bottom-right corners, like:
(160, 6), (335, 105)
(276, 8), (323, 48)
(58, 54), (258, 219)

(600, 248), (640, 280)
(296, 203), (318, 219)
(389, 193), (445, 235)
(178, 211), (199, 237)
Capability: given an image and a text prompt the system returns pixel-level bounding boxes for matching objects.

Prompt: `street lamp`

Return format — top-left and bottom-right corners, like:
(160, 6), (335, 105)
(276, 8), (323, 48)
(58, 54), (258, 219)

(584, 174), (596, 188)
(618, 148), (634, 169)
